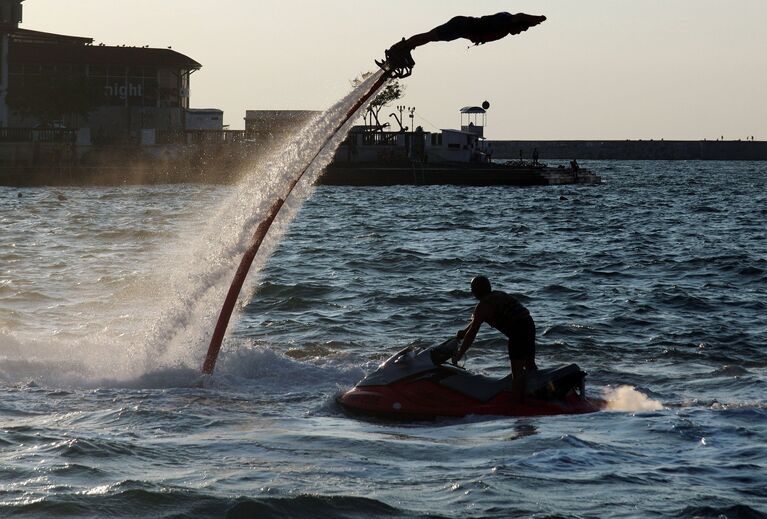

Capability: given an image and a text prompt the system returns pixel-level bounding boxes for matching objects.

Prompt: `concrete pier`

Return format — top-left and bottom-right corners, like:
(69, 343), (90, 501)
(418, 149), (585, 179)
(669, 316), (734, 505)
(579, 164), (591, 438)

(490, 140), (767, 161)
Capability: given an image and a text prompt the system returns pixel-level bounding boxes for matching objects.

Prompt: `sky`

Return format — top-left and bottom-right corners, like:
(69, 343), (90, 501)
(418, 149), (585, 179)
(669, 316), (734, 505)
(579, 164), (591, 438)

(25, 0), (767, 140)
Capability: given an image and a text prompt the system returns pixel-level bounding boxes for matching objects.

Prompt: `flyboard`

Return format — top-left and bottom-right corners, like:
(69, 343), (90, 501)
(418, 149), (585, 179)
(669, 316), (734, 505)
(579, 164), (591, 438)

(201, 12), (548, 375)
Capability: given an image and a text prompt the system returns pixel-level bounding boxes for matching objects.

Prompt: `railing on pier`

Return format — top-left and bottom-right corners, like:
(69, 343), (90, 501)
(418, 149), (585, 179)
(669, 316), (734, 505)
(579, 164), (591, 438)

(0, 128), (77, 144)
(185, 130), (255, 144)
(157, 129), (257, 145)
(361, 132), (400, 146)
(0, 127), (261, 146)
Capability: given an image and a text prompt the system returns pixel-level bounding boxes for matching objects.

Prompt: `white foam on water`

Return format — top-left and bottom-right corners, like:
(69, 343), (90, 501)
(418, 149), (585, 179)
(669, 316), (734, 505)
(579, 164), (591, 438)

(602, 385), (664, 412)
(0, 70), (387, 388)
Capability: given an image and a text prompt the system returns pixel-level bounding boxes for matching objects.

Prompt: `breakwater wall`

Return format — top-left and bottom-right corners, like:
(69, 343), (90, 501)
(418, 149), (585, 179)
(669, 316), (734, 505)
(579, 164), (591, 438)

(0, 142), (263, 186)
(489, 140), (767, 161)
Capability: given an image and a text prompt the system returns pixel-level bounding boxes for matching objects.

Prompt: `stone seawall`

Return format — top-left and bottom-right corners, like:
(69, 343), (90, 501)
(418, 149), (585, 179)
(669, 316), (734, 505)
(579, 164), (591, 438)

(489, 140), (767, 161)
(0, 142), (262, 186)
(4, 139), (766, 186)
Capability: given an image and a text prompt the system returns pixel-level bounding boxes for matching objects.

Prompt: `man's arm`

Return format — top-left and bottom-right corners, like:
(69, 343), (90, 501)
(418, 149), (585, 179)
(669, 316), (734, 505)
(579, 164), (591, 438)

(452, 305), (487, 364)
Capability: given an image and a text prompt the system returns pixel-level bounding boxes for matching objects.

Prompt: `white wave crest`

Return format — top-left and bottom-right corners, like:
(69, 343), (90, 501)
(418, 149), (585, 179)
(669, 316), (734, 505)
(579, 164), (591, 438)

(602, 385), (664, 412)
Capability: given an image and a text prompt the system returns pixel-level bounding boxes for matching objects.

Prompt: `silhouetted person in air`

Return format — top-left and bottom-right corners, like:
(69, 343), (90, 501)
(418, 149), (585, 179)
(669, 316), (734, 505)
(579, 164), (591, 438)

(453, 276), (538, 400)
(381, 12), (546, 77)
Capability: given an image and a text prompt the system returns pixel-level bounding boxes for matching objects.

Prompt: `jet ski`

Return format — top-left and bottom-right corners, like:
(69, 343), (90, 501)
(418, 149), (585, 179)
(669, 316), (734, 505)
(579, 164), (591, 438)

(337, 338), (600, 419)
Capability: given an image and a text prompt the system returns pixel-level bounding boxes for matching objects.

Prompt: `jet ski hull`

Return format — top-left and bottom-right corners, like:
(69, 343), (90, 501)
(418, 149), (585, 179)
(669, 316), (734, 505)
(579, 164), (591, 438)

(338, 338), (600, 420)
(337, 380), (599, 420)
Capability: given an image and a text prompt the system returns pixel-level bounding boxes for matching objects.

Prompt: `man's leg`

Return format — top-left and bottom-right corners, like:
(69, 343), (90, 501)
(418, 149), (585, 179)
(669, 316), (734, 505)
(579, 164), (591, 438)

(510, 357), (527, 402)
(509, 315), (536, 402)
(524, 355), (537, 372)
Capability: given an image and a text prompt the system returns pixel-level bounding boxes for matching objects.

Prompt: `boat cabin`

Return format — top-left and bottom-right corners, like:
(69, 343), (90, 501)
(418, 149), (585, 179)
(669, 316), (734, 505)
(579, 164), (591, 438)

(335, 105), (491, 164)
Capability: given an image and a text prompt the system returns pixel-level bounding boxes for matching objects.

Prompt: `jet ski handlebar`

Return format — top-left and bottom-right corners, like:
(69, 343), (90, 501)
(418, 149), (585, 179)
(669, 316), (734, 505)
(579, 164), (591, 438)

(429, 338), (460, 365)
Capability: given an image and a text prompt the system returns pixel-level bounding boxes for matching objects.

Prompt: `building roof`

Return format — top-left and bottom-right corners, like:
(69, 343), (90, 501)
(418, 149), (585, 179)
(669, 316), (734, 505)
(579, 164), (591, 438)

(9, 41), (201, 69)
(8, 28), (94, 45)
(460, 106), (486, 114)
(244, 110), (319, 120)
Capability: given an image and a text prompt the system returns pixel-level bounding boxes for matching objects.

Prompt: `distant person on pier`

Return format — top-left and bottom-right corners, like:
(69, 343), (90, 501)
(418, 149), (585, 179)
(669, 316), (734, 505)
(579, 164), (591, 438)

(452, 276), (538, 400)
(532, 147), (539, 165)
(570, 159), (580, 172)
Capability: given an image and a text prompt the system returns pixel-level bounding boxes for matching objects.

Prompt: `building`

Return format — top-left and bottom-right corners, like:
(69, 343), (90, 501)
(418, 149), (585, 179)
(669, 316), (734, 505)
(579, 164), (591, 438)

(0, 0), (25, 127)
(0, 0), (212, 144)
(186, 109), (224, 131)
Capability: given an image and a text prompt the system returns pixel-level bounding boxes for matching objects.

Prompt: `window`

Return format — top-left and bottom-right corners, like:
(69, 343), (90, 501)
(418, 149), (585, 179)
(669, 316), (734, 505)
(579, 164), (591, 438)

(108, 65), (126, 77)
(89, 65), (107, 77)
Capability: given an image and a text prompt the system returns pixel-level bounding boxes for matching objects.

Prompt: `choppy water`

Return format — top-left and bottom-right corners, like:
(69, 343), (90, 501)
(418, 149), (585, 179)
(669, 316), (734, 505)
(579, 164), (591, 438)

(1, 161), (766, 518)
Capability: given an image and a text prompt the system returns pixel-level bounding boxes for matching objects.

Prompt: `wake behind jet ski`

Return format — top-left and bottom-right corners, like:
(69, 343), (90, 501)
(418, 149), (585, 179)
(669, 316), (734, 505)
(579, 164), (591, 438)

(337, 338), (599, 419)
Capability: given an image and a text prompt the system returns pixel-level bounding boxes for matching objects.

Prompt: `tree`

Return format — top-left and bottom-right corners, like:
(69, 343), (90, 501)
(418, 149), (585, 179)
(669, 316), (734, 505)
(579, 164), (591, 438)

(351, 72), (405, 129)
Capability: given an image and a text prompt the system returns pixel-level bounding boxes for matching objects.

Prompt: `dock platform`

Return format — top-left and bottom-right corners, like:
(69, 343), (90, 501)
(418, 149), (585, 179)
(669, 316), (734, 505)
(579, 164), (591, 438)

(319, 162), (601, 186)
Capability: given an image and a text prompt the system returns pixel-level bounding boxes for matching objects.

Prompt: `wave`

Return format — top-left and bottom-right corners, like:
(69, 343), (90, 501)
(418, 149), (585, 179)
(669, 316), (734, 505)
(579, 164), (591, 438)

(228, 495), (440, 519)
(707, 365), (750, 377)
(673, 505), (766, 519)
(0, 486), (438, 519)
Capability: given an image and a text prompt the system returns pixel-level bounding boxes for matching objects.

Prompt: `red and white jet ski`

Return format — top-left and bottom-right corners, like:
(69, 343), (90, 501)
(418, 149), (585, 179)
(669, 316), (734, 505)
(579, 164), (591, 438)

(337, 338), (600, 419)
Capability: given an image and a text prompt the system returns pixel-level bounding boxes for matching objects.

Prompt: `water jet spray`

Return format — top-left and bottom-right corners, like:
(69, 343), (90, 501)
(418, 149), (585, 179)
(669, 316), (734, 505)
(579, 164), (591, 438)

(201, 12), (546, 375)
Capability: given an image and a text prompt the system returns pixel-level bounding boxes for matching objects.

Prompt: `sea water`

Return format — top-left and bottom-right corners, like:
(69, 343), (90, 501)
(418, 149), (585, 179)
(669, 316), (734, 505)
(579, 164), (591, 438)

(1, 161), (765, 518)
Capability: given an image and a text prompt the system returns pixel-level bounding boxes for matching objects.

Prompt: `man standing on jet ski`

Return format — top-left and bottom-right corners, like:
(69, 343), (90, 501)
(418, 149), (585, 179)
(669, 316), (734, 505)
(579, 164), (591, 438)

(452, 276), (538, 399)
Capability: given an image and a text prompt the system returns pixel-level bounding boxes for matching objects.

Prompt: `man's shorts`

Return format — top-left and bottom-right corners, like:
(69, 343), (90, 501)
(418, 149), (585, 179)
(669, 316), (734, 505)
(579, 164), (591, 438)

(506, 314), (536, 360)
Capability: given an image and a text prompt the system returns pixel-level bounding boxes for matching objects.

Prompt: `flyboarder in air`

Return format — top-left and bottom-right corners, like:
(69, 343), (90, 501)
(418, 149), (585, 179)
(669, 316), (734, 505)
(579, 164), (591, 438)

(378, 12), (547, 77)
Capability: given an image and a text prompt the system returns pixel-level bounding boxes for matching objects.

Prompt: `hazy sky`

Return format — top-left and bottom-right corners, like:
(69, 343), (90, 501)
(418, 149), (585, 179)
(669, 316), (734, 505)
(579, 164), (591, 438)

(26, 0), (767, 139)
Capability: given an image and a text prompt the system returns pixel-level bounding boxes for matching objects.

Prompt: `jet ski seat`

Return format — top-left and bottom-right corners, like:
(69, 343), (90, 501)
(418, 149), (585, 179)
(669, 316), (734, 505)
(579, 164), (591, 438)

(525, 364), (584, 394)
(438, 364), (585, 402)
(438, 373), (514, 402)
